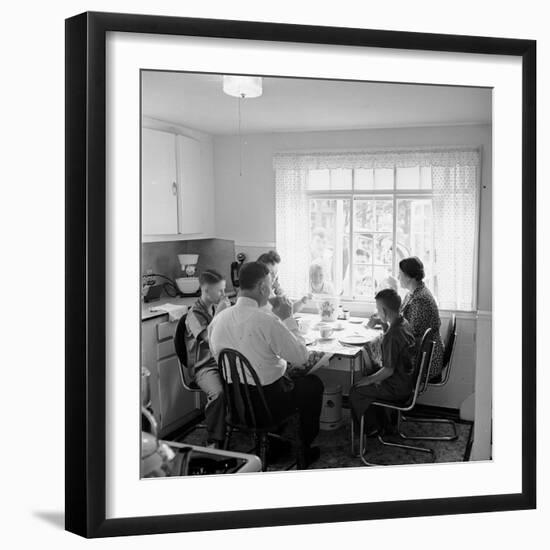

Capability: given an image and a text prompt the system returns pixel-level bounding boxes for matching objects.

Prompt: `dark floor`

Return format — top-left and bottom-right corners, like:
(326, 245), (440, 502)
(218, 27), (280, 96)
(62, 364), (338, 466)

(177, 408), (473, 471)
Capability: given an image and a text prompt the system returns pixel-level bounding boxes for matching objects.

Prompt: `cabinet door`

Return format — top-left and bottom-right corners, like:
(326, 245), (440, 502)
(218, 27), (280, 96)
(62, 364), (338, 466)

(176, 135), (203, 234)
(141, 319), (161, 426)
(142, 128), (178, 235)
(157, 354), (198, 436)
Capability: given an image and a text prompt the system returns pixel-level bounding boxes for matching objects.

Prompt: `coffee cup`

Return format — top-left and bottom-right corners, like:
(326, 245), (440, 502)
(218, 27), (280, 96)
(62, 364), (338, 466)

(298, 318), (312, 333)
(320, 327), (334, 339)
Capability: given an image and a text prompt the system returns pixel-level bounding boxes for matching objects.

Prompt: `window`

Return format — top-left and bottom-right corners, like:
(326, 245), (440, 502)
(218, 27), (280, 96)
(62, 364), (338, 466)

(274, 149), (480, 311)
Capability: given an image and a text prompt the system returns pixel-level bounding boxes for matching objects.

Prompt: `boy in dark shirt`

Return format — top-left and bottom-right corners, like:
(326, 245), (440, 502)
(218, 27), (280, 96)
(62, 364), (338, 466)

(349, 288), (417, 435)
(184, 270), (231, 447)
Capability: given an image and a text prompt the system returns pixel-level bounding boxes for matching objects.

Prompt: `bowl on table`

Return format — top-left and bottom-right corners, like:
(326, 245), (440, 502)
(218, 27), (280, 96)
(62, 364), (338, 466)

(176, 277), (200, 294)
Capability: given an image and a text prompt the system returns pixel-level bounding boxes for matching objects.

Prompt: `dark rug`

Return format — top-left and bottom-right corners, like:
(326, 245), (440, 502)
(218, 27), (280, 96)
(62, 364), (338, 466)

(178, 408), (473, 471)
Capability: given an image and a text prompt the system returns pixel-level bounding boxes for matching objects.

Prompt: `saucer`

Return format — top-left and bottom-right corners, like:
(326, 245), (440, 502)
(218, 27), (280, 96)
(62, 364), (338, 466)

(339, 335), (369, 346)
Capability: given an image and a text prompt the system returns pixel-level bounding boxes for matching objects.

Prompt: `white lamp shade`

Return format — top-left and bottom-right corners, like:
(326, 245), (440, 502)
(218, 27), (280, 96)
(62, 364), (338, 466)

(223, 75), (263, 98)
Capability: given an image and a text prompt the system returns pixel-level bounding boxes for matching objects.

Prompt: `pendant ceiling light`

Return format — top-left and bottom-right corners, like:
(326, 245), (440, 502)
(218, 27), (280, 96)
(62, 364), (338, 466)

(222, 76), (263, 176)
(222, 75), (263, 98)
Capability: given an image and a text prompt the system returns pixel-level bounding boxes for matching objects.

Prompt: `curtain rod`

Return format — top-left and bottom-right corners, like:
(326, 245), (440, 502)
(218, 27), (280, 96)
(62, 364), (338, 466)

(273, 145), (481, 156)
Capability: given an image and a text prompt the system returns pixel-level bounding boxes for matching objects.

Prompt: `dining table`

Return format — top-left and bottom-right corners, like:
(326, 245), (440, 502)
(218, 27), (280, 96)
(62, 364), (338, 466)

(294, 312), (383, 455)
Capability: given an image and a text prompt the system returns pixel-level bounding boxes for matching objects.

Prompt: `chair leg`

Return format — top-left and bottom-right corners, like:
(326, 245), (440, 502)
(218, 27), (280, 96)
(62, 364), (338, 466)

(359, 415), (376, 466)
(359, 413), (435, 465)
(377, 433), (435, 460)
(259, 434), (269, 472)
(399, 414), (458, 441)
(375, 412), (435, 460)
(223, 427), (233, 450)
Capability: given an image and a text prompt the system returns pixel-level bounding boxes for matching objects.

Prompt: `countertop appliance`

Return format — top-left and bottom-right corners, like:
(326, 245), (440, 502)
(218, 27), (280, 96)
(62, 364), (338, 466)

(142, 273), (181, 302)
(176, 254), (200, 295)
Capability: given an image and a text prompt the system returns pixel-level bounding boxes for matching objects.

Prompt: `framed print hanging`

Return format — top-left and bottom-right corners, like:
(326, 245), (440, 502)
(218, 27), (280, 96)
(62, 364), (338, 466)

(65, 11), (536, 538)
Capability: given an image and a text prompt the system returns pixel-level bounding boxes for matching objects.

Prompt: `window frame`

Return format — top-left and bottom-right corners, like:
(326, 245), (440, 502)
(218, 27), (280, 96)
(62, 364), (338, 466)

(306, 166), (444, 305)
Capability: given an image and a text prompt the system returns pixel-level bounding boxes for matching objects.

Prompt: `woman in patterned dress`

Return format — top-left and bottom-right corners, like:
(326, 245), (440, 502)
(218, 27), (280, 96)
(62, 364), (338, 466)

(398, 257), (444, 380)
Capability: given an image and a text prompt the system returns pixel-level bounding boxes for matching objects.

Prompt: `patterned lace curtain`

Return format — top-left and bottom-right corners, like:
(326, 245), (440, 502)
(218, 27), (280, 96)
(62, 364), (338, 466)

(275, 168), (309, 298)
(432, 162), (479, 310)
(274, 148), (480, 310)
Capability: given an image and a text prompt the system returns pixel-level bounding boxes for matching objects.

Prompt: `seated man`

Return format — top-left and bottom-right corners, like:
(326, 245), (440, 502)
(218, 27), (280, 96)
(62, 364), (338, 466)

(257, 250), (310, 313)
(208, 261), (324, 467)
(349, 288), (417, 436)
(184, 269), (231, 448)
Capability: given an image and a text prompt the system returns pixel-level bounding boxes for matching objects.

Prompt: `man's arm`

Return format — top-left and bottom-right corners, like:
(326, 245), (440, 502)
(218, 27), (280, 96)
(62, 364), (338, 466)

(267, 297), (309, 365)
(268, 317), (310, 365)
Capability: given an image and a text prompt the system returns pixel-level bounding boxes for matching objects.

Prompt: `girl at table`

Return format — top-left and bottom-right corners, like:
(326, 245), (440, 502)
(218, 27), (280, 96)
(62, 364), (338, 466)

(309, 261), (335, 295)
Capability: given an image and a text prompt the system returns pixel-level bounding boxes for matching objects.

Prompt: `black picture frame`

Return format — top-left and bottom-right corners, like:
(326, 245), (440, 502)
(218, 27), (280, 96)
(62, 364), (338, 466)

(65, 11), (536, 538)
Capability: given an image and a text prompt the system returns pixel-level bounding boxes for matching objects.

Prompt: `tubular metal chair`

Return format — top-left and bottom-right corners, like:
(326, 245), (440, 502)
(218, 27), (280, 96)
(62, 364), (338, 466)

(400, 314), (459, 441)
(173, 313), (208, 436)
(218, 348), (305, 471)
(359, 328), (436, 466)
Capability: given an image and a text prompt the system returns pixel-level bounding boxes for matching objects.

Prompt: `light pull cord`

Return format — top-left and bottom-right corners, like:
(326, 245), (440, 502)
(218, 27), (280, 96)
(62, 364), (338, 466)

(238, 95), (243, 177)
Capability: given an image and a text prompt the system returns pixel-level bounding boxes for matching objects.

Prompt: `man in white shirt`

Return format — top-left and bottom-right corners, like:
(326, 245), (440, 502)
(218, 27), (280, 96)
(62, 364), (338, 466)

(209, 261), (324, 467)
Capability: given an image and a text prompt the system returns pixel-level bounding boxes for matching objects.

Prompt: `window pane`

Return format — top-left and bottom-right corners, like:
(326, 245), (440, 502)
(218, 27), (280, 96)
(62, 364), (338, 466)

(373, 265), (394, 293)
(354, 265), (374, 298)
(396, 166), (420, 189)
(308, 169), (330, 190)
(374, 234), (393, 264)
(397, 198), (435, 288)
(309, 198), (351, 295)
(355, 168), (374, 190)
(420, 166), (432, 189)
(331, 169), (352, 190)
(375, 200), (393, 232)
(374, 168), (394, 190)
(354, 199), (374, 231)
(354, 233), (373, 265)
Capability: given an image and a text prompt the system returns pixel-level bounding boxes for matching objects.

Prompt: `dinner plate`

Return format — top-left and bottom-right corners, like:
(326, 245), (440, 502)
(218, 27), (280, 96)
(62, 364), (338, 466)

(338, 335), (369, 346)
(348, 318), (365, 324)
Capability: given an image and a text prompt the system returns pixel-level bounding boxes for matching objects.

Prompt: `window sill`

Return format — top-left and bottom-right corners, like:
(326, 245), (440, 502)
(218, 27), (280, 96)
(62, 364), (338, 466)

(298, 298), (479, 319)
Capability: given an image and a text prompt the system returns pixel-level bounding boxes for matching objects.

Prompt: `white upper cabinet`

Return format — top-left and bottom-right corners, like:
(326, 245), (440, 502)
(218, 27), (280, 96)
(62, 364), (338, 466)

(141, 128), (178, 235)
(142, 126), (210, 240)
(176, 135), (203, 235)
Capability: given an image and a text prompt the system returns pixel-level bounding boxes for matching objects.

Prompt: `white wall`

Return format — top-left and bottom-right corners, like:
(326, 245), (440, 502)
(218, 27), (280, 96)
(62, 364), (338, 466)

(213, 124), (492, 409)
(214, 124), (492, 311)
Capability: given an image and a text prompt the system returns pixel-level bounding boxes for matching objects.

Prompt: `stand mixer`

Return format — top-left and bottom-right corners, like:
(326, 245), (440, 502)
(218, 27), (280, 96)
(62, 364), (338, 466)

(176, 254), (200, 295)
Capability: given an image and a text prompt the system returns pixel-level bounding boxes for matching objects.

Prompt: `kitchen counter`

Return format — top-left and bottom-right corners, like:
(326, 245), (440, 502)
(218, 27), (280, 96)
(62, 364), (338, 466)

(141, 295), (198, 321)
(141, 291), (237, 321)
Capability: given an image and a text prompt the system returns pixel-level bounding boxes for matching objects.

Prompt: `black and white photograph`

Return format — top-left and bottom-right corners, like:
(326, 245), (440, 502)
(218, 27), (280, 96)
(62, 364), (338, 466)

(139, 70), (492, 477)
(2, 0), (545, 545)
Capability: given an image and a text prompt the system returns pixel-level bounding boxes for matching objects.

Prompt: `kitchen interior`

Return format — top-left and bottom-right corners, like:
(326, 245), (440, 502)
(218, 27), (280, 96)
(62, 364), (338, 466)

(140, 70), (492, 476)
